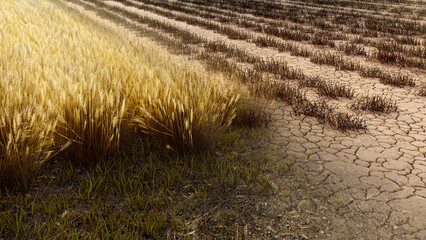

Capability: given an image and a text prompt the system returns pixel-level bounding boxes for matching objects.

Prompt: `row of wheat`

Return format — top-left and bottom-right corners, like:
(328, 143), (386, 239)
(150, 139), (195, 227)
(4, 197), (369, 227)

(0, 0), (240, 190)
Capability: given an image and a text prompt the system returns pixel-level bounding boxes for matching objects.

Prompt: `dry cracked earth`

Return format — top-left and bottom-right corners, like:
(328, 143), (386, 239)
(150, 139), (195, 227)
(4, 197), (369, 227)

(263, 100), (426, 239)
(55, 0), (426, 238)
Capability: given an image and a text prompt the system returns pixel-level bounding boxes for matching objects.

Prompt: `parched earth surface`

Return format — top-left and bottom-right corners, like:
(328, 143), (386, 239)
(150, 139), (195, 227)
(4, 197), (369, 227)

(263, 100), (426, 240)
(55, 0), (426, 239)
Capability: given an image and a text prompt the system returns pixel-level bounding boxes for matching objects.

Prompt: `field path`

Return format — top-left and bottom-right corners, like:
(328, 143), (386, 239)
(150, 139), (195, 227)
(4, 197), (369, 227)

(55, 0), (426, 238)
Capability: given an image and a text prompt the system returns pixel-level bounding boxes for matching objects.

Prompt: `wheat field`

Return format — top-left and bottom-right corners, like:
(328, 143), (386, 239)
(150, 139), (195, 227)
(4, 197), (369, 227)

(0, 0), (240, 190)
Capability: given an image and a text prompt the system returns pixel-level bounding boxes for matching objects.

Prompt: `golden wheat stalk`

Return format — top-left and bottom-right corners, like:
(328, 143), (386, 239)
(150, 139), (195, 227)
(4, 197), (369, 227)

(1, 0), (240, 189)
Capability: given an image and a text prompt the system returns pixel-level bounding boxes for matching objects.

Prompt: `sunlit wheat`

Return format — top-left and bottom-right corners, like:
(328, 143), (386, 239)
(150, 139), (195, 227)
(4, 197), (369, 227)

(0, 0), (239, 188)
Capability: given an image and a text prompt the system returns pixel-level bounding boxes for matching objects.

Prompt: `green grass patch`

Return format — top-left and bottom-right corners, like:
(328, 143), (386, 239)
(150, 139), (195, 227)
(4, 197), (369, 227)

(0, 127), (279, 239)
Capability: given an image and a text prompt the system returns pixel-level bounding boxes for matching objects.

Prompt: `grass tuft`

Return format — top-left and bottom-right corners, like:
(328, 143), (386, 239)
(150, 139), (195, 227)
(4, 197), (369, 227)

(351, 94), (397, 113)
(379, 73), (416, 87)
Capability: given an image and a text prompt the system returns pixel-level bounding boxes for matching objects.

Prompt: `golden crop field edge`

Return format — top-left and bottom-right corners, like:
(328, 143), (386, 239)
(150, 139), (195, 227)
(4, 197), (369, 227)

(0, 0), (242, 190)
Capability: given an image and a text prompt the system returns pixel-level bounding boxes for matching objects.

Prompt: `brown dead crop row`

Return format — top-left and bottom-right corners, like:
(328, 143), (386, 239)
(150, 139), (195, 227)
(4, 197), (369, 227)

(181, 0), (425, 36)
(203, 40), (356, 99)
(285, 0), (424, 20)
(136, 0), (419, 50)
(198, 53), (366, 131)
(253, 36), (419, 87)
(124, 0), (426, 71)
(350, 94), (398, 113)
(176, 0), (425, 58)
(123, 0), (425, 71)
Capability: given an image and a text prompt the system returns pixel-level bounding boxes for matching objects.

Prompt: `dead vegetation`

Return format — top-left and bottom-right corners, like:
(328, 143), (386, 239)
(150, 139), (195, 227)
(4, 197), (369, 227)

(378, 73), (416, 87)
(351, 94), (398, 113)
(419, 83), (426, 96)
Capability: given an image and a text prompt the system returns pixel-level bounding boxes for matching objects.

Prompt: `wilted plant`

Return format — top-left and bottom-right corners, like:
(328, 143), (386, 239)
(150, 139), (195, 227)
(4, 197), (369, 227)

(328, 112), (366, 131)
(359, 67), (416, 87)
(298, 75), (320, 88)
(205, 41), (230, 52)
(310, 52), (342, 66)
(315, 81), (354, 98)
(376, 41), (404, 52)
(311, 33), (335, 47)
(337, 43), (366, 56)
(419, 82), (426, 96)
(351, 94), (397, 113)
(310, 52), (359, 71)
(394, 36), (421, 46)
(266, 82), (364, 130)
(254, 36), (278, 48)
(379, 73), (416, 87)
(377, 50), (400, 64)
(254, 59), (303, 80)
(359, 67), (382, 78)
(377, 50), (425, 68)
(293, 98), (365, 130)
(298, 77), (354, 98)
